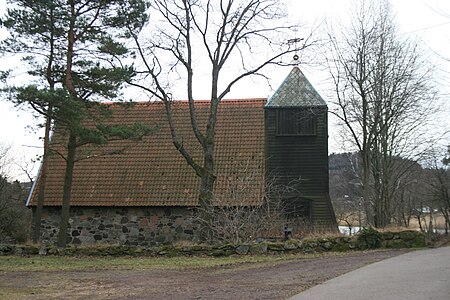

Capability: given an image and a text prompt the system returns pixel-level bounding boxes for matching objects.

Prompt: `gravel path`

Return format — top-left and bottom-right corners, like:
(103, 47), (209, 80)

(1, 249), (410, 299)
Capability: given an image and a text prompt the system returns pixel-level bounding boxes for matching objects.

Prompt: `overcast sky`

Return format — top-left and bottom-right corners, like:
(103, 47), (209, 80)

(0, 0), (449, 181)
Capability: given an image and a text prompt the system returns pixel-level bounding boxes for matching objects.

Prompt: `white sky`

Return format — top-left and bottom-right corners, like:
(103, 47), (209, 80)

(0, 0), (449, 181)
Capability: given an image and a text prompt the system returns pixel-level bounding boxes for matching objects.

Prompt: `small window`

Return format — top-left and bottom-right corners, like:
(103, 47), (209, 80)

(276, 109), (316, 136)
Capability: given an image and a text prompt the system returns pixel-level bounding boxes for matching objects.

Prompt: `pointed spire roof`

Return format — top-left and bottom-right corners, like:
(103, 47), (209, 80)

(266, 67), (326, 108)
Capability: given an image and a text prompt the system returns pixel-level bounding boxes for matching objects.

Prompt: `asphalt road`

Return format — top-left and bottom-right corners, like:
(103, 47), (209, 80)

(289, 246), (450, 300)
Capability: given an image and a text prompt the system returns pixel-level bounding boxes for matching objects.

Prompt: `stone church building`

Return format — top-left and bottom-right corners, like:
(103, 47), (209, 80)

(27, 67), (336, 246)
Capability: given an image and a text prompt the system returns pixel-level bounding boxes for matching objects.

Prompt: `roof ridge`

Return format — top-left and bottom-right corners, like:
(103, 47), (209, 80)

(103, 98), (267, 106)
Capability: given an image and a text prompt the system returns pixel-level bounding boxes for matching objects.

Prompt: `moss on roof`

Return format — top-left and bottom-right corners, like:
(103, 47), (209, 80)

(266, 67), (326, 108)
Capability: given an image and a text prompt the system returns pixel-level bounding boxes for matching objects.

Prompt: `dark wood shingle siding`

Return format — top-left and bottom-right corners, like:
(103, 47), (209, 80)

(265, 106), (335, 225)
(265, 107), (329, 196)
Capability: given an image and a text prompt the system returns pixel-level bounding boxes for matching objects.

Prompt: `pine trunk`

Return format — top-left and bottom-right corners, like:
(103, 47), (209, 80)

(32, 109), (52, 243)
(56, 132), (76, 248)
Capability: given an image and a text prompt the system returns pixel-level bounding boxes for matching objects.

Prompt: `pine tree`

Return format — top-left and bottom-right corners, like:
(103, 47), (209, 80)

(1, 0), (150, 247)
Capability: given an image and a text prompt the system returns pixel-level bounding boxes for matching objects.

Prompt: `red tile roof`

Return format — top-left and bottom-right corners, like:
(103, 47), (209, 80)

(28, 98), (266, 207)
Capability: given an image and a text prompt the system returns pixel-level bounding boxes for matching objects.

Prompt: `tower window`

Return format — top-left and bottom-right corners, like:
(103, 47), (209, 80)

(276, 109), (317, 136)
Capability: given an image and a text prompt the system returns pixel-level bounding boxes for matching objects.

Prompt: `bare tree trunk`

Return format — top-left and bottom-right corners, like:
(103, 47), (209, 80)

(417, 214), (423, 232)
(445, 212), (449, 235)
(361, 151), (373, 225)
(199, 166), (215, 207)
(199, 90), (219, 207)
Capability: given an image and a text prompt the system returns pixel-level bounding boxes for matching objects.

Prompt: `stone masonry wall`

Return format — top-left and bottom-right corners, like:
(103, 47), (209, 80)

(35, 206), (197, 246)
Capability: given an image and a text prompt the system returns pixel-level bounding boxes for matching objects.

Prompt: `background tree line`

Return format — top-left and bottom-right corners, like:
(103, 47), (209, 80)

(3, 146), (448, 244)
(330, 149), (450, 234)
(0, 144), (31, 243)
(325, 0), (447, 229)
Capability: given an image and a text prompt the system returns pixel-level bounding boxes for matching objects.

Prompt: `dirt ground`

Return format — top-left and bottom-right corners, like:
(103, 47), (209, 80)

(1, 249), (411, 300)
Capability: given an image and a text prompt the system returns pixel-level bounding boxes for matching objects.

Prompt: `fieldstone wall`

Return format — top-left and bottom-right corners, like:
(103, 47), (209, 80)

(0, 230), (428, 256)
(35, 206), (198, 246)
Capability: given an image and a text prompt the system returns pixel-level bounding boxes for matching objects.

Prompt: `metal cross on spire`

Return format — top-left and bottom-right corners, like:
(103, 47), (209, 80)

(287, 37), (304, 65)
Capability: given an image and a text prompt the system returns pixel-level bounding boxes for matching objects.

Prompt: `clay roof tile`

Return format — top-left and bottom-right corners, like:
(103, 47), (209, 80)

(28, 98), (266, 207)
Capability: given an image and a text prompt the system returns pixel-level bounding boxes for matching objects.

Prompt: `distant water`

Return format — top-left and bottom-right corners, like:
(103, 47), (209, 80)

(338, 226), (361, 235)
(338, 226), (446, 235)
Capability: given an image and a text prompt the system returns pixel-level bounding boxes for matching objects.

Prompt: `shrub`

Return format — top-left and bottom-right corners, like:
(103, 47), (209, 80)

(357, 227), (382, 249)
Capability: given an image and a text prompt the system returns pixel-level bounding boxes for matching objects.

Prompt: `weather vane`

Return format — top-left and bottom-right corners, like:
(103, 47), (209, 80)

(287, 36), (304, 65)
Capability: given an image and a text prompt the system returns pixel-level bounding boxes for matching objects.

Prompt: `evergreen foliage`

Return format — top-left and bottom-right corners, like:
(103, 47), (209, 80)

(0, 0), (150, 247)
(357, 227), (382, 249)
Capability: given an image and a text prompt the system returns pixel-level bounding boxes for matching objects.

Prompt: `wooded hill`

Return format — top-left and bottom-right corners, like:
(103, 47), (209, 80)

(329, 152), (449, 233)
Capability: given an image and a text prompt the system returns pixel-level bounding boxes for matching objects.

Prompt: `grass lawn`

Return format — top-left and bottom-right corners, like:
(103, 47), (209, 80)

(0, 250), (408, 299)
(0, 252), (339, 272)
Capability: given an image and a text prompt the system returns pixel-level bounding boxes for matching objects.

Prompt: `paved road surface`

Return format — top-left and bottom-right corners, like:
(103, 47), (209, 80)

(289, 246), (450, 300)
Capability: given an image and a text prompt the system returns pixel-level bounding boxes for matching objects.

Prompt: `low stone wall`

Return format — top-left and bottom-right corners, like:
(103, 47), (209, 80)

(1, 230), (427, 256)
(380, 231), (427, 249)
(36, 206), (198, 246)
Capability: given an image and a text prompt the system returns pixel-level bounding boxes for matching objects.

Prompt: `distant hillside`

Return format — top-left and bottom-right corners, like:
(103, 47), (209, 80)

(329, 152), (361, 202)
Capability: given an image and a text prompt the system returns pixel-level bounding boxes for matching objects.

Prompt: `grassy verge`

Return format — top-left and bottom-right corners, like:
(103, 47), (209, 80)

(0, 251), (354, 272)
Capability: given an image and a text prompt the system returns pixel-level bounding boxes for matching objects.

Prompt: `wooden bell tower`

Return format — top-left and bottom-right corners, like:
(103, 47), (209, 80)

(265, 67), (336, 228)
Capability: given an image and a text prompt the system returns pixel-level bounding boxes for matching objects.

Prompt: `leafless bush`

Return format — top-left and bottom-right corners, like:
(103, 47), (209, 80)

(194, 196), (286, 244)
(192, 165), (314, 244)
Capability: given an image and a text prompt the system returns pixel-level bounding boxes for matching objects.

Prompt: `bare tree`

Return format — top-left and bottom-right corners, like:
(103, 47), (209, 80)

(334, 199), (359, 235)
(13, 155), (37, 184)
(0, 142), (31, 243)
(0, 143), (12, 179)
(329, 152), (366, 228)
(424, 147), (450, 234)
(326, 0), (438, 227)
(125, 0), (310, 235)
